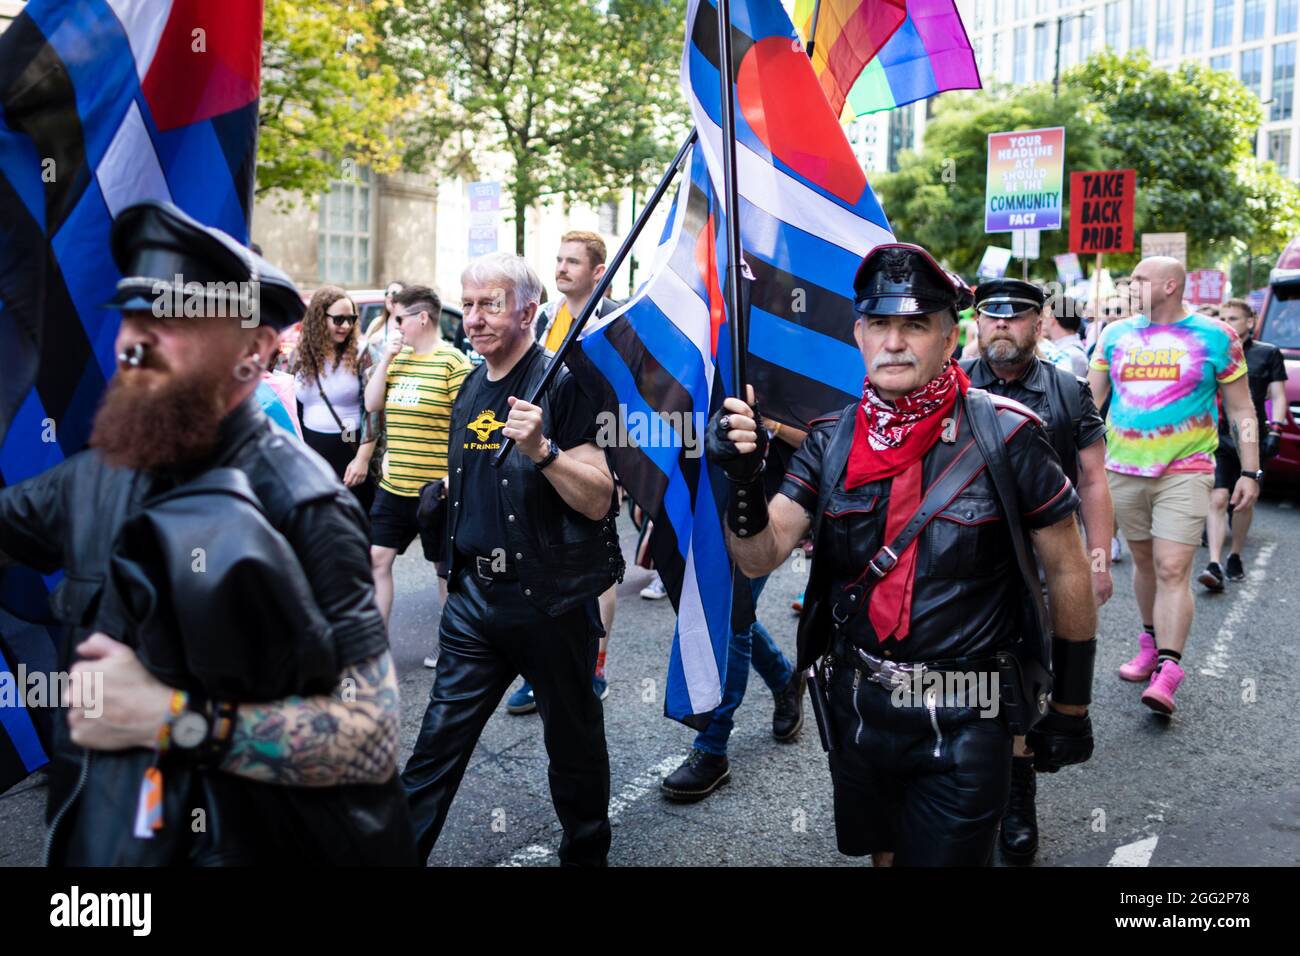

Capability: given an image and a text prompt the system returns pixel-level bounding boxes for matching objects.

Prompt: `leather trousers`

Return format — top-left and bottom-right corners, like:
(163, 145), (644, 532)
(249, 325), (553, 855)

(824, 656), (1012, 866)
(401, 569), (611, 865)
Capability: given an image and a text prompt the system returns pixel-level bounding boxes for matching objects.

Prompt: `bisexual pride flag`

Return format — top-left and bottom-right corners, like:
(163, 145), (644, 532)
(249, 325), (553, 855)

(0, 0), (263, 789)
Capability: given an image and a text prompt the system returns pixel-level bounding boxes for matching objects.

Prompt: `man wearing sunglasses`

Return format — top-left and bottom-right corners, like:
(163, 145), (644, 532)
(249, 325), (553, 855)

(365, 285), (473, 627)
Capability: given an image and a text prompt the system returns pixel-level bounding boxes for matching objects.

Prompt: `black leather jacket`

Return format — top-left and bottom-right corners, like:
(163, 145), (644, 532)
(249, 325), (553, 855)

(444, 346), (623, 615)
(0, 396), (414, 865)
(782, 389), (1080, 670)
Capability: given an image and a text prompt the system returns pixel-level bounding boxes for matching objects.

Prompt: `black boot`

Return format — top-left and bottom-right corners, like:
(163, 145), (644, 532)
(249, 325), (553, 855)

(772, 670), (805, 741)
(999, 756), (1038, 865)
(661, 750), (730, 802)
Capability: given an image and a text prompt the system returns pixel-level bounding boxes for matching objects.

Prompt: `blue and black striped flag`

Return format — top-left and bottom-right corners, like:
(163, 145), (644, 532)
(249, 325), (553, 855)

(569, 0), (894, 725)
(0, 0), (263, 790)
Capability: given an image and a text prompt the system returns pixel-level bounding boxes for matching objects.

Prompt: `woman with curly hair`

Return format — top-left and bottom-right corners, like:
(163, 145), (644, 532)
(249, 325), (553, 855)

(289, 286), (382, 511)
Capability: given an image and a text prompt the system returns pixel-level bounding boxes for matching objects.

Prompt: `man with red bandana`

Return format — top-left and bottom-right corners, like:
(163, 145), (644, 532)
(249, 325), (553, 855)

(706, 243), (1098, 866)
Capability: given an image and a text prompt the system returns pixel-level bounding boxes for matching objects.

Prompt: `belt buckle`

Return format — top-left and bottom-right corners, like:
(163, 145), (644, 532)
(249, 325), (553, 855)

(475, 555), (493, 579)
(867, 546), (898, 580)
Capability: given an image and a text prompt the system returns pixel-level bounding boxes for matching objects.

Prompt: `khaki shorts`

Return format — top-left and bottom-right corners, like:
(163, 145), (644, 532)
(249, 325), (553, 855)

(1108, 471), (1213, 546)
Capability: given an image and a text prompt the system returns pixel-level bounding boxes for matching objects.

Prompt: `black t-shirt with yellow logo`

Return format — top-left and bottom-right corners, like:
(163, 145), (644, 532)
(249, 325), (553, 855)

(455, 348), (600, 558)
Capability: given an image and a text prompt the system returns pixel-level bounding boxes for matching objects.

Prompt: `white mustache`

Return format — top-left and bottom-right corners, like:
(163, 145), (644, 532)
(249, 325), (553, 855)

(871, 350), (919, 372)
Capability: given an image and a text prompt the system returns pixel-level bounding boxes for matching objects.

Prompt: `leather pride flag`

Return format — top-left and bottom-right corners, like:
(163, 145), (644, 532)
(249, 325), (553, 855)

(0, 0), (262, 791)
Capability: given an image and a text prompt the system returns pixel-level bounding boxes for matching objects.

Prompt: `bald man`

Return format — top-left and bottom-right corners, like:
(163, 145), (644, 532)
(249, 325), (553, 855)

(1087, 257), (1259, 716)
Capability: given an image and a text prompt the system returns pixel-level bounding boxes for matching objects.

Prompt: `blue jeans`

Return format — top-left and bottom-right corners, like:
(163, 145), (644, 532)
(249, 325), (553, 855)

(693, 575), (794, 756)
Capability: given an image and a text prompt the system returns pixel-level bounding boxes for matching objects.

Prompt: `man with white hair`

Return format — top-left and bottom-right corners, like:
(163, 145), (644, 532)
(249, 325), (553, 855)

(1089, 257), (1260, 716)
(400, 252), (623, 866)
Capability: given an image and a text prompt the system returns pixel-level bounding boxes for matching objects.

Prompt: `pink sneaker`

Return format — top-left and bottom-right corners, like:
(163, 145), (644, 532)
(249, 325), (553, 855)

(1118, 631), (1158, 682)
(1141, 660), (1186, 715)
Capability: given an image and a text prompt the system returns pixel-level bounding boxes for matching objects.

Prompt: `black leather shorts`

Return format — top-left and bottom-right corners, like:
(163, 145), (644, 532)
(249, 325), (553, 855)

(825, 658), (1013, 866)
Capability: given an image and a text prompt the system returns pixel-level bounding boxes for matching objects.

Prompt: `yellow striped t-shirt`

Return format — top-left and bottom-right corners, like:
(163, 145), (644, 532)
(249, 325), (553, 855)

(380, 345), (473, 496)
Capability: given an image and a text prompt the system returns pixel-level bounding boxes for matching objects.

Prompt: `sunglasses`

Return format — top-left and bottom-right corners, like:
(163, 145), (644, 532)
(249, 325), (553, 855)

(394, 309), (426, 326)
(329, 314), (356, 327)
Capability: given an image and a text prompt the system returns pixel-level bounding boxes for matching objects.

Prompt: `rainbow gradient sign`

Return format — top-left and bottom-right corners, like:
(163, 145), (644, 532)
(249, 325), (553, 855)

(985, 127), (1065, 233)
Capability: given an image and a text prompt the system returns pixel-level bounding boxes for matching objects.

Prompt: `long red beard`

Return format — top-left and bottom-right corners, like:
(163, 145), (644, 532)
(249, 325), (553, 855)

(90, 364), (229, 471)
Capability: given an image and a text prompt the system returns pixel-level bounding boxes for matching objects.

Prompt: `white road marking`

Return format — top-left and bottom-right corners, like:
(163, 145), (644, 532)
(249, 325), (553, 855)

(1199, 542), (1277, 679)
(498, 754), (686, 867)
(1108, 835), (1159, 867)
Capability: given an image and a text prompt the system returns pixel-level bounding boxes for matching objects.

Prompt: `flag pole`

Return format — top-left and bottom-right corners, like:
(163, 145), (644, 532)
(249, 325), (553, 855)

(806, 0), (823, 59)
(493, 128), (699, 467)
(716, 0), (748, 400)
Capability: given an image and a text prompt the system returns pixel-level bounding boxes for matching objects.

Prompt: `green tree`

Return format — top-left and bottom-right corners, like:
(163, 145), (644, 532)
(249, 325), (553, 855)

(377, 0), (689, 254)
(258, 0), (416, 206)
(1066, 51), (1291, 271)
(875, 87), (1105, 278)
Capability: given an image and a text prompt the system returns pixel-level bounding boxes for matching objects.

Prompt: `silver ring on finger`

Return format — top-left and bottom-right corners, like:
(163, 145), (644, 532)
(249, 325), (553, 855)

(720, 415), (731, 432)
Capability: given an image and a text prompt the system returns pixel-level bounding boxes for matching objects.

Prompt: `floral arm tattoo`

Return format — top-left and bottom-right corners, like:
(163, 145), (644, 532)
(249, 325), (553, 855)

(220, 651), (401, 787)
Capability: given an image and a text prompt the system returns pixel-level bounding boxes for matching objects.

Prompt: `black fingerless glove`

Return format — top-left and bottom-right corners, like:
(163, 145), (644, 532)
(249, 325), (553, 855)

(705, 403), (770, 537)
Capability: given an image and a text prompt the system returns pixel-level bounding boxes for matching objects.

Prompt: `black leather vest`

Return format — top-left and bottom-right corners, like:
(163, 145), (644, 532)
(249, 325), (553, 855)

(444, 346), (623, 616)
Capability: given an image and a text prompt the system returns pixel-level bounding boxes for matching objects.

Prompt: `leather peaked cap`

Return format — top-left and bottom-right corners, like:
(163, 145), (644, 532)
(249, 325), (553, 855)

(105, 200), (304, 331)
(973, 278), (1046, 318)
(853, 242), (974, 317)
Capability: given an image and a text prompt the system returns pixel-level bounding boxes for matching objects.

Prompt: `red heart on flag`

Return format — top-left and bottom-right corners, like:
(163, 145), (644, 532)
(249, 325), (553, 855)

(736, 36), (867, 206)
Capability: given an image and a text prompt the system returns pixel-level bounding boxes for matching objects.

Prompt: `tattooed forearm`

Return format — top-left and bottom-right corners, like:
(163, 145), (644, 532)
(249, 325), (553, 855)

(220, 651), (401, 786)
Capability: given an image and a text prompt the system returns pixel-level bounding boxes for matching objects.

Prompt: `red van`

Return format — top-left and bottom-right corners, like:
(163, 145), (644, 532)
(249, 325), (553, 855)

(1255, 240), (1300, 481)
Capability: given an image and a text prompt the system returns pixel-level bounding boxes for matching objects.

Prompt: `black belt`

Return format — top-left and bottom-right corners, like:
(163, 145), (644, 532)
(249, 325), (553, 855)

(831, 635), (1001, 689)
(458, 550), (519, 582)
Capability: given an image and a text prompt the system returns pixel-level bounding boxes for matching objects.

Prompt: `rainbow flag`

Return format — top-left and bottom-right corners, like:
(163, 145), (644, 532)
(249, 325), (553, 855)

(792, 0), (906, 117)
(793, 0), (981, 120)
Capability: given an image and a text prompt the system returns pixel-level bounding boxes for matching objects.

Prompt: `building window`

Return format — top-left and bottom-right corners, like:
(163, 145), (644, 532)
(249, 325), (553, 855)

(318, 167), (372, 286)
(1184, 0), (1205, 52)
(1105, 1), (1124, 49)
(1060, 16), (1076, 69)
(1280, 0), (1299, 33)
(1034, 21), (1051, 81)
(1014, 26), (1028, 84)
(1081, 9), (1097, 57)
(598, 200), (619, 235)
(1241, 46), (1265, 96)
(1269, 129), (1292, 170)
(887, 107), (915, 174)
(991, 31), (1004, 80)
(1272, 41), (1296, 119)
(1243, 0), (1266, 40)
(1130, 0), (1149, 51)
(1155, 0), (1176, 58)
(1209, 52), (1232, 70)
(1212, 0), (1235, 47)
(1016, 0), (1028, 21)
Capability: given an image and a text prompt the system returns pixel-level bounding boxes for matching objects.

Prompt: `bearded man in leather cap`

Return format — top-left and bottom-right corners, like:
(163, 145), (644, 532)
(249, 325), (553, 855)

(0, 201), (414, 864)
(706, 243), (1099, 866)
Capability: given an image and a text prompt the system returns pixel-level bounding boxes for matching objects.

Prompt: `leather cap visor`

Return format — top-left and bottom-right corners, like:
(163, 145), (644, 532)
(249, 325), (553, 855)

(104, 200), (304, 330)
(853, 242), (973, 317)
(974, 278), (1045, 318)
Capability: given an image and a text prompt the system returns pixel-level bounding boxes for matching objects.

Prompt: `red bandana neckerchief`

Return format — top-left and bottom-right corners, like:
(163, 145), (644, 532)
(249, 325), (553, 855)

(845, 361), (969, 643)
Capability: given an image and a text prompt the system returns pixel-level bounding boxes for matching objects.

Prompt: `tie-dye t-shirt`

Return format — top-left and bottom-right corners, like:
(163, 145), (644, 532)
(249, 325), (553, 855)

(1090, 314), (1246, 477)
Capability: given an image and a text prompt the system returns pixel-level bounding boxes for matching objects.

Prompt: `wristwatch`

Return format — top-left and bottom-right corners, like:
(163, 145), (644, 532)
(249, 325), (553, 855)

(1241, 469), (1266, 482)
(535, 437), (560, 471)
(170, 707), (210, 751)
